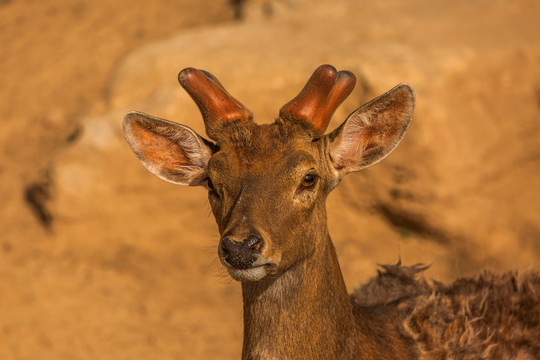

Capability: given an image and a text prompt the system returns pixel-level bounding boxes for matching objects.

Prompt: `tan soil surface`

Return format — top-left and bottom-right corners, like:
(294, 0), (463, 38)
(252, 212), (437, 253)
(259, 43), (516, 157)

(1, 0), (539, 359)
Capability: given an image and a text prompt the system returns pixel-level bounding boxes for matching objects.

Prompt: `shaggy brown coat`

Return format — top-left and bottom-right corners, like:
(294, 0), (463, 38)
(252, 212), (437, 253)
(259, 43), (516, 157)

(354, 264), (540, 359)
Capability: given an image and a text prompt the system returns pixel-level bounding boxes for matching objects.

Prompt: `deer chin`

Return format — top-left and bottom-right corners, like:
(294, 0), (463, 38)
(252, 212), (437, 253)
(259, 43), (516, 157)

(227, 265), (268, 282)
(225, 257), (280, 282)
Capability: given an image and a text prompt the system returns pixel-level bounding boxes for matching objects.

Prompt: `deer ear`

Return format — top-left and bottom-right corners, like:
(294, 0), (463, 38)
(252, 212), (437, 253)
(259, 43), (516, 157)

(123, 111), (213, 186)
(328, 84), (414, 177)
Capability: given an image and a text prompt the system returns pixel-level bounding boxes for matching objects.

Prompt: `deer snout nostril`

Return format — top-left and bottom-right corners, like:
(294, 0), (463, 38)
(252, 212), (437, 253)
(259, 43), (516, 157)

(245, 235), (263, 253)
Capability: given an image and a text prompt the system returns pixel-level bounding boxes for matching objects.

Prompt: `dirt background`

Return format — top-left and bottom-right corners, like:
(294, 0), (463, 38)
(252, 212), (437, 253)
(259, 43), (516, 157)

(1, 0), (539, 359)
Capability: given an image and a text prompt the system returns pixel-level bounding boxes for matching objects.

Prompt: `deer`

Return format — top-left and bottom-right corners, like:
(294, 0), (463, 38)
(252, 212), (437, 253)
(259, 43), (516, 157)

(122, 65), (540, 359)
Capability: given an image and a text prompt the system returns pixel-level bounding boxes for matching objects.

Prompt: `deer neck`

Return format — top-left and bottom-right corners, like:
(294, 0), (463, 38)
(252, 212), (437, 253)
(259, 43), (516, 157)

(240, 231), (358, 359)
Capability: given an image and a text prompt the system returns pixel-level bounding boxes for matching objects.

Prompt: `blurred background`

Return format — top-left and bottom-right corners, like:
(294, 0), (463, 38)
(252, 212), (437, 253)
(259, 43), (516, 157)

(1, 0), (539, 358)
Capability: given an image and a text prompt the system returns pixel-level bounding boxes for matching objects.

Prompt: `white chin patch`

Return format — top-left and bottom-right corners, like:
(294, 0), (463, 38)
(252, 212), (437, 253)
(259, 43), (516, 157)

(227, 266), (267, 282)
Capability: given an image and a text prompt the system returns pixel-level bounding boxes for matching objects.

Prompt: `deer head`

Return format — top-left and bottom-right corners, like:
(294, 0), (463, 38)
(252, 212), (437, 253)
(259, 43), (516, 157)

(123, 65), (414, 282)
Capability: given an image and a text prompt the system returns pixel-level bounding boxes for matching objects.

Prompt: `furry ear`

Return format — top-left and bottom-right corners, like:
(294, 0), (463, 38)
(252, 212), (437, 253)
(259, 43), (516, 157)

(328, 84), (414, 178)
(122, 111), (213, 186)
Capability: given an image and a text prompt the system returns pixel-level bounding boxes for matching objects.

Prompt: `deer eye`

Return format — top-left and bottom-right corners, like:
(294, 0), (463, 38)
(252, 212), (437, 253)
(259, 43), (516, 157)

(300, 173), (318, 189)
(206, 178), (220, 197)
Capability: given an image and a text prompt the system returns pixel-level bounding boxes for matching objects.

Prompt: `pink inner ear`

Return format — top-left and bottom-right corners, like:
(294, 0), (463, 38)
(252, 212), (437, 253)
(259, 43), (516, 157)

(130, 122), (192, 172)
(333, 126), (374, 169)
(332, 92), (413, 171)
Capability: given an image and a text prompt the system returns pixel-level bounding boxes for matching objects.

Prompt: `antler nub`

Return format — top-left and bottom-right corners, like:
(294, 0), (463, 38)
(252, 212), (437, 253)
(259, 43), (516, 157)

(178, 68), (253, 140)
(280, 65), (356, 135)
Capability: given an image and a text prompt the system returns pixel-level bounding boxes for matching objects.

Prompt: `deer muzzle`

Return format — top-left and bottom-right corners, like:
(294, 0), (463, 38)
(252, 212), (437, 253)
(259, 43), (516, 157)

(219, 234), (263, 269)
(218, 233), (278, 281)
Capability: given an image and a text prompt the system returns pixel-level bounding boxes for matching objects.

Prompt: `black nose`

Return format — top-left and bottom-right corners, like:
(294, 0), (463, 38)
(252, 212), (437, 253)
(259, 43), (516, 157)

(220, 235), (263, 269)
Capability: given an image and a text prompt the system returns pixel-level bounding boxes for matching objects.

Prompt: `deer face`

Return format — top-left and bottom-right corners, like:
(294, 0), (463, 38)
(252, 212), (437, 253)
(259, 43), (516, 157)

(205, 122), (336, 281)
(123, 65), (414, 282)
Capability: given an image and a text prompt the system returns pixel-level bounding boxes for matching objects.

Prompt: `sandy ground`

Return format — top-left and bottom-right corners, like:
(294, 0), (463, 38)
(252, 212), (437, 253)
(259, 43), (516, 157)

(0, 0), (539, 359)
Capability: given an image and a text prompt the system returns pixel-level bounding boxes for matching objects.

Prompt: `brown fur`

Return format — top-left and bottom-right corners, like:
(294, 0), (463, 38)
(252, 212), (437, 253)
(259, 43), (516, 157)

(353, 264), (540, 359)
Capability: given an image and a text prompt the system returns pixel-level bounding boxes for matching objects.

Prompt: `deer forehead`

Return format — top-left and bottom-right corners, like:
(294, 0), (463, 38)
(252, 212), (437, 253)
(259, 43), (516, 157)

(208, 123), (323, 184)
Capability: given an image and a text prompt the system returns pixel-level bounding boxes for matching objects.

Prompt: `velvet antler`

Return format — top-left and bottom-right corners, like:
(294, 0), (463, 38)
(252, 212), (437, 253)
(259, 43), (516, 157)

(279, 65), (356, 135)
(178, 68), (253, 140)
